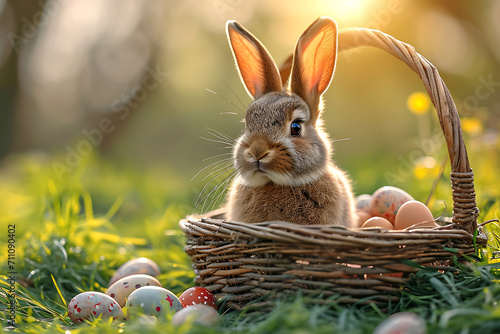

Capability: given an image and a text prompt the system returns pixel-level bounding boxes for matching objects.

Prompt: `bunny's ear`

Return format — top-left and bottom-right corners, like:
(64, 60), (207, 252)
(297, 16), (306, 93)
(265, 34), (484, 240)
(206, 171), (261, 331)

(226, 20), (282, 99)
(290, 17), (338, 123)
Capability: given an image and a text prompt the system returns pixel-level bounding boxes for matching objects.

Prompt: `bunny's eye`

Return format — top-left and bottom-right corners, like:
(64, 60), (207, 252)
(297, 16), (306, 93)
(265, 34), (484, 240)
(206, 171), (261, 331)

(290, 122), (301, 137)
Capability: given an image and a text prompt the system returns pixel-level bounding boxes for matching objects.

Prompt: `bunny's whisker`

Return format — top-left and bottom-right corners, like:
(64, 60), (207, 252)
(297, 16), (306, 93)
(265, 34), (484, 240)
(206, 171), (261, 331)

(332, 138), (351, 143)
(224, 82), (247, 112)
(196, 167), (237, 213)
(199, 136), (233, 146)
(193, 161), (235, 212)
(206, 88), (245, 115)
(202, 152), (232, 162)
(206, 127), (236, 144)
(191, 157), (232, 182)
(206, 170), (238, 212)
(202, 160), (233, 181)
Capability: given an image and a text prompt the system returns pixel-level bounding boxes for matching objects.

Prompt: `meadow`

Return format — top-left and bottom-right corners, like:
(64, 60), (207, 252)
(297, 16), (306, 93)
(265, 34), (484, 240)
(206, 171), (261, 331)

(1, 1), (500, 333)
(0, 124), (499, 333)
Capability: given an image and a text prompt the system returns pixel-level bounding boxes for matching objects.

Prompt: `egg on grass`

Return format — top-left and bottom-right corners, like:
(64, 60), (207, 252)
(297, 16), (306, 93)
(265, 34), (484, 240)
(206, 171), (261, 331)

(109, 257), (161, 286)
(171, 304), (220, 326)
(68, 291), (123, 324)
(126, 286), (182, 319)
(105, 274), (162, 307)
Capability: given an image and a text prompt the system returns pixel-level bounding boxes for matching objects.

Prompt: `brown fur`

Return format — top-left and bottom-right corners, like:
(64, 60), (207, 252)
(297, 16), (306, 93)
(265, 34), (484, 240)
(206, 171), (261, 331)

(225, 17), (355, 227)
(227, 166), (354, 226)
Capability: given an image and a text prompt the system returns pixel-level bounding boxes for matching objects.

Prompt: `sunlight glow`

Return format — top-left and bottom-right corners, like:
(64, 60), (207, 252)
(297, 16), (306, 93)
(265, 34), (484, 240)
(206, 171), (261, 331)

(338, 0), (369, 20)
(342, 0), (364, 11)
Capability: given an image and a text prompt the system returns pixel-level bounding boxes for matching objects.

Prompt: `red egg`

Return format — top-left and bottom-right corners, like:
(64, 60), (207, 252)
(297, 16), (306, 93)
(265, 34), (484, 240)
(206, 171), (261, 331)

(179, 287), (216, 310)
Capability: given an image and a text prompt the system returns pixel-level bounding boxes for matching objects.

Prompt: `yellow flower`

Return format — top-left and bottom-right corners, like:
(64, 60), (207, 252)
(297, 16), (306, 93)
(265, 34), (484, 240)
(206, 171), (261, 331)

(413, 156), (438, 179)
(407, 92), (431, 115)
(461, 117), (483, 136)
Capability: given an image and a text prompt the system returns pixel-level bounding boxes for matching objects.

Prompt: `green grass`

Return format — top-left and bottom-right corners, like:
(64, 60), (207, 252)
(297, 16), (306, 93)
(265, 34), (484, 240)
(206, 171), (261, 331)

(1, 140), (500, 333)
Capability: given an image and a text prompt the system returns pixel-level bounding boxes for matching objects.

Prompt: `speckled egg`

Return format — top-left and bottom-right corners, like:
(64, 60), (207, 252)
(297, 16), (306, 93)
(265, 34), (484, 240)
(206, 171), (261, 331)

(105, 274), (162, 307)
(126, 286), (182, 318)
(68, 291), (123, 324)
(109, 257), (161, 286)
(171, 304), (220, 326)
(370, 186), (414, 224)
(373, 312), (426, 334)
(355, 194), (373, 213)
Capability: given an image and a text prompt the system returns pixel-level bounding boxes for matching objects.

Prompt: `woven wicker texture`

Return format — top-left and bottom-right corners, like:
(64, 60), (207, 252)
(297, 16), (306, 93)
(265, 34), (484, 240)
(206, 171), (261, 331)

(180, 27), (483, 310)
(337, 28), (478, 235)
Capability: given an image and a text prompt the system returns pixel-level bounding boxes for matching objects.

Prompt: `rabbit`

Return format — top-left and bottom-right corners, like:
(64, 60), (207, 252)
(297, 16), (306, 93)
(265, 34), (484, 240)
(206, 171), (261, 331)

(224, 17), (355, 227)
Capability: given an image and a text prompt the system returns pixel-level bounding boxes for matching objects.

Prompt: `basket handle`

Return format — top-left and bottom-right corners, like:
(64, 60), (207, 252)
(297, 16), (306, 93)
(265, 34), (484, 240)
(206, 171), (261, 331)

(337, 27), (478, 235)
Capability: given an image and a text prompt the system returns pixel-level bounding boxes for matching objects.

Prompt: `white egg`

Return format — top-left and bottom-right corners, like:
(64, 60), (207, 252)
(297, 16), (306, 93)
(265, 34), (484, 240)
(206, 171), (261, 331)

(126, 286), (182, 319)
(172, 304), (220, 326)
(355, 194), (373, 213)
(373, 312), (426, 334)
(105, 274), (162, 307)
(109, 257), (160, 286)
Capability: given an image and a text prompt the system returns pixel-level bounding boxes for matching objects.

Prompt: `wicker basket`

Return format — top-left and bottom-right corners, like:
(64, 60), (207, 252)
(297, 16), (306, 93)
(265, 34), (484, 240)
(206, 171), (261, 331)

(180, 27), (487, 310)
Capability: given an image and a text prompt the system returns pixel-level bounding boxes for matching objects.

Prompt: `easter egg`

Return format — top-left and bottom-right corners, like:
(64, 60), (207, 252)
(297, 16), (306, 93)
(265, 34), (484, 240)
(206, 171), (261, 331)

(370, 186), (413, 224)
(373, 312), (426, 334)
(68, 291), (123, 324)
(126, 286), (182, 318)
(109, 257), (160, 286)
(105, 274), (162, 307)
(362, 217), (393, 229)
(171, 304), (219, 326)
(179, 287), (216, 310)
(394, 200), (436, 230)
(356, 211), (371, 227)
(355, 194), (372, 213)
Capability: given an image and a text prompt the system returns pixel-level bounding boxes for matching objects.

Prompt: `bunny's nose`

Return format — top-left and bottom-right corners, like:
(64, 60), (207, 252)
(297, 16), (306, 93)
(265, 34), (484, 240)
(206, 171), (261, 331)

(245, 137), (272, 165)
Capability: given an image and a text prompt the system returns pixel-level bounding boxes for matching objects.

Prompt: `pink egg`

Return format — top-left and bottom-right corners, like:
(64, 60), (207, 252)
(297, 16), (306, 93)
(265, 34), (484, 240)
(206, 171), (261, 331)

(370, 186), (413, 224)
(356, 211), (371, 227)
(362, 217), (393, 229)
(394, 200), (436, 230)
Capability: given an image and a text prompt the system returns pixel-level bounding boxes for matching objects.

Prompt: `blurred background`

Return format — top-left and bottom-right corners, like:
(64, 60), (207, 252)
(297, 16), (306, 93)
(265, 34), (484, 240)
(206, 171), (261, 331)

(1, 0), (499, 214)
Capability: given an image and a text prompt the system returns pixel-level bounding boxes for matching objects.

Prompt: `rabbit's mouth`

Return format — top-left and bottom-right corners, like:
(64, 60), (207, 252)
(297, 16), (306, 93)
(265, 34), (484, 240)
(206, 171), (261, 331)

(253, 160), (267, 172)
(239, 160), (328, 187)
(239, 168), (272, 187)
(248, 160), (272, 179)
